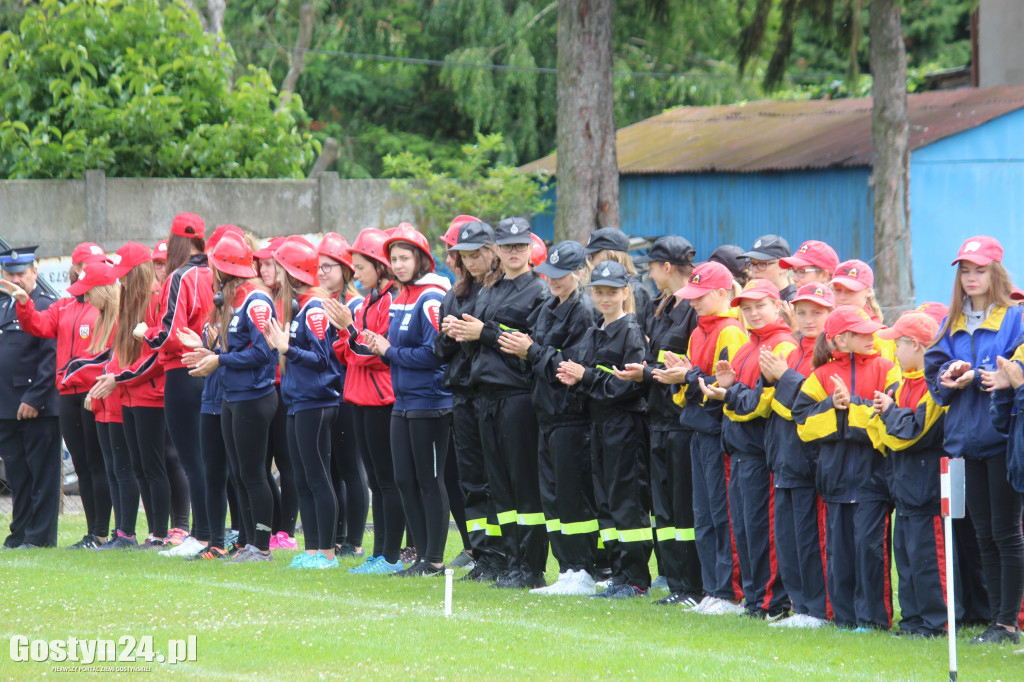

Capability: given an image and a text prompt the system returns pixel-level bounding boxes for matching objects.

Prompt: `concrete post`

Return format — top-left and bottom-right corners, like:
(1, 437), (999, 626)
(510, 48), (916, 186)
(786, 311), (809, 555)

(318, 171), (341, 236)
(84, 170), (107, 245)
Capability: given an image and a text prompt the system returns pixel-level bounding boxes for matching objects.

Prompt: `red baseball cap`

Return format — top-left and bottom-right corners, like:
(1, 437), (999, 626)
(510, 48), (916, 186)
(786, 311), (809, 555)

(825, 305), (884, 339)
(674, 261), (734, 300)
(1011, 288), (1024, 302)
(71, 242), (107, 265)
(830, 259), (874, 292)
(67, 261), (117, 296)
(780, 240), (840, 275)
(109, 242), (153, 278)
(206, 225), (245, 255)
(791, 282), (836, 308)
(730, 278), (780, 307)
(254, 236), (287, 261)
(952, 236), (1003, 266)
(442, 215), (481, 248)
(916, 301), (949, 325)
(877, 311), (939, 345)
(152, 240), (168, 262)
(171, 212), (205, 239)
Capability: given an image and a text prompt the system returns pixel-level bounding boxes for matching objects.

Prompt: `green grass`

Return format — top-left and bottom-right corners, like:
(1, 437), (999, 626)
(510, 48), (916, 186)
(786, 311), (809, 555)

(0, 513), (1020, 681)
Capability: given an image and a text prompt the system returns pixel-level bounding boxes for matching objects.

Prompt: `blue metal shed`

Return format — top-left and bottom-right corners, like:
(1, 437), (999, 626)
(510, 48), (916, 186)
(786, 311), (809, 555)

(523, 87), (1024, 305)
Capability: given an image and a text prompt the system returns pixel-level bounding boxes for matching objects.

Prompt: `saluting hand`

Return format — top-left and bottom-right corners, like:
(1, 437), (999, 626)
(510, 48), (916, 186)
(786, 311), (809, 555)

(0, 279), (29, 304)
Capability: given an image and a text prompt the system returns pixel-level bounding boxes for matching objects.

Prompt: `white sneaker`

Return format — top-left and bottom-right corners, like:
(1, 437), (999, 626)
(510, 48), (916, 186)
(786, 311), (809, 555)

(530, 571), (571, 595)
(794, 615), (827, 629)
(558, 570), (597, 596)
(770, 613), (803, 628)
(689, 596), (718, 614)
(700, 598), (745, 616)
(159, 536), (205, 557)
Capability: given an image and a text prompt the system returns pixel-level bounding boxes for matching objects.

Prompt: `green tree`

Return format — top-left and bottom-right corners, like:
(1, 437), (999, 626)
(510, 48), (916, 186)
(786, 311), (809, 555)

(0, 0), (319, 179)
(382, 132), (550, 245)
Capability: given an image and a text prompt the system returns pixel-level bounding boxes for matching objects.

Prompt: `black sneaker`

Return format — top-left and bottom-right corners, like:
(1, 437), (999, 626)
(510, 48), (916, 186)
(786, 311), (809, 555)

(336, 542), (364, 559)
(135, 536), (167, 550)
(745, 607), (789, 621)
(518, 571), (546, 589)
(971, 624), (1022, 645)
(394, 560), (446, 578)
(654, 591), (702, 607)
(400, 546), (418, 564)
(490, 570), (522, 589)
(590, 583), (624, 599)
(95, 532), (139, 551)
(67, 534), (100, 550)
(460, 560), (500, 583)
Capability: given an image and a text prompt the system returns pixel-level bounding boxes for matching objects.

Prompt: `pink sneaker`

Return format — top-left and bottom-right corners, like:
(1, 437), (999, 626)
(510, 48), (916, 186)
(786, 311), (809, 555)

(166, 528), (188, 546)
(269, 532), (297, 550)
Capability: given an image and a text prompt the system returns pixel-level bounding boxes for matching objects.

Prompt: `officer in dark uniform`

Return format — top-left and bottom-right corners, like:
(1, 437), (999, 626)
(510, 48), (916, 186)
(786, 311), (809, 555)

(0, 246), (61, 549)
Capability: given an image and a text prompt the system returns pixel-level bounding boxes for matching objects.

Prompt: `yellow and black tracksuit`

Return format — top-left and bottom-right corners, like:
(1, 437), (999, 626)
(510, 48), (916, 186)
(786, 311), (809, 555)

(868, 370), (956, 637)
(794, 351), (900, 629)
(643, 296), (701, 597)
(673, 314), (747, 600)
(571, 313), (651, 589)
(525, 291), (601, 574)
(721, 319), (795, 616)
(766, 335), (830, 621)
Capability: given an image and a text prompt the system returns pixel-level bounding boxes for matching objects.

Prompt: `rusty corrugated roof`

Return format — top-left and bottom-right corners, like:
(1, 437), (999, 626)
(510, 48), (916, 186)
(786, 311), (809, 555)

(519, 86), (1024, 175)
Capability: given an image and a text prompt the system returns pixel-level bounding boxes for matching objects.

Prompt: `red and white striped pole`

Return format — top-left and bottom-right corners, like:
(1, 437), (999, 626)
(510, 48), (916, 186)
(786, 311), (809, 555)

(940, 457), (966, 682)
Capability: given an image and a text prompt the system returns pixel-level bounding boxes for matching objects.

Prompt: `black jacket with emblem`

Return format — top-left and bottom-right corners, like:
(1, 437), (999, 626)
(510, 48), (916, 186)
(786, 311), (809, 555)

(0, 285), (58, 418)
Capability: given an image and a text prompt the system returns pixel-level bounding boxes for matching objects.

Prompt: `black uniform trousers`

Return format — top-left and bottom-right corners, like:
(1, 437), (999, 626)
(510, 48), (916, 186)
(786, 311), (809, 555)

(649, 427), (701, 595)
(826, 500), (893, 629)
(592, 409), (652, 589)
(774, 486), (829, 619)
(894, 512), (962, 636)
(477, 391), (546, 575)
(0, 416), (61, 547)
(453, 394), (501, 565)
(690, 430), (741, 600)
(538, 419), (597, 573)
(728, 453), (788, 614)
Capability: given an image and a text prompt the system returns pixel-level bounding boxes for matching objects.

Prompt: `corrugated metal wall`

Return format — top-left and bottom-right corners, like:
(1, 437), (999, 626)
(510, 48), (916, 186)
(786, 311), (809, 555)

(910, 108), (1024, 303)
(533, 168), (873, 269)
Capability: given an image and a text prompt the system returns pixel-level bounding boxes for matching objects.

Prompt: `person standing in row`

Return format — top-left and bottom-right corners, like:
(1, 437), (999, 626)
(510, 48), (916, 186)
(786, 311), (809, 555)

(8, 242), (110, 549)
(584, 227), (653, 334)
(448, 217), (550, 589)
(0, 246), (61, 549)
(264, 237), (341, 569)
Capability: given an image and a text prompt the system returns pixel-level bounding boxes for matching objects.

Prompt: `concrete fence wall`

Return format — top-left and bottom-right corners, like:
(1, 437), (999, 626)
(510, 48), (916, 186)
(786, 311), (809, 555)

(0, 171), (415, 258)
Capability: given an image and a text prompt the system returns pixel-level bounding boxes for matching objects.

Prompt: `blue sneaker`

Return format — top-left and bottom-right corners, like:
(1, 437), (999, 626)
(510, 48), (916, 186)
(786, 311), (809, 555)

(287, 553), (313, 569)
(304, 552), (339, 570)
(363, 557), (403, 575)
(347, 556), (381, 574)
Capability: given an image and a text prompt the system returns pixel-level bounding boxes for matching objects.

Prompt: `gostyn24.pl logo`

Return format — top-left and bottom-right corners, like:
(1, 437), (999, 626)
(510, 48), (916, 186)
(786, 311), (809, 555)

(9, 635), (197, 665)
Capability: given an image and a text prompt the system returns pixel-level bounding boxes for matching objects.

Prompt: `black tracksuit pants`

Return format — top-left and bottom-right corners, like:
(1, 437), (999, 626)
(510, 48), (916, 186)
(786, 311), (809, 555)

(591, 409), (651, 589)
(392, 411), (451, 564)
(222, 392), (277, 552)
(774, 486), (829, 619)
(477, 391), (546, 576)
(266, 387), (298, 537)
(59, 393), (110, 538)
(290, 407), (337, 552)
(0, 416), (61, 547)
(122, 406), (169, 538)
(690, 430), (741, 600)
(826, 500), (893, 629)
(728, 453), (788, 614)
(163, 368), (208, 541)
(538, 420), (597, 573)
(894, 512), (963, 636)
(649, 427), (701, 595)
(330, 402), (368, 548)
(96, 421), (140, 538)
(351, 403), (403, 563)
(201, 413), (229, 549)
(453, 394), (499, 564)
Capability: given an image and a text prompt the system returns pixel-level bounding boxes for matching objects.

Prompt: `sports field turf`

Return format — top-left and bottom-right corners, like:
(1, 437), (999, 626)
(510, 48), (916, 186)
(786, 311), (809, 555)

(0, 513), (1019, 680)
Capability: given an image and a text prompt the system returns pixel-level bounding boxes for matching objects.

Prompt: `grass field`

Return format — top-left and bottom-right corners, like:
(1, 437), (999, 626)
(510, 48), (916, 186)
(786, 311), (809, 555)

(0, 513), (1020, 681)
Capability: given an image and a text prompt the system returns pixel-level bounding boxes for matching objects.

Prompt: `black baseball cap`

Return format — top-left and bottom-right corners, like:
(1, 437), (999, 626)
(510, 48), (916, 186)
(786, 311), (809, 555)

(494, 217), (533, 245)
(742, 234), (790, 261)
(448, 221), (495, 251)
(588, 260), (629, 288)
(708, 244), (749, 280)
(584, 226), (630, 255)
(632, 236), (695, 265)
(535, 241), (585, 278)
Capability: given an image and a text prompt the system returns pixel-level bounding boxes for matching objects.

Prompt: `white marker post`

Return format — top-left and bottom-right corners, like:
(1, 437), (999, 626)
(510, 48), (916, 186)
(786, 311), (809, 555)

(444, 569), (454, 617)
(940, 457), (966, 682)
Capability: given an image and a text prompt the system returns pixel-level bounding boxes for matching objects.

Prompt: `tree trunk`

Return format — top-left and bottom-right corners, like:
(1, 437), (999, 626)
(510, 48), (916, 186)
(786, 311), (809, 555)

(868, 0), (912, 322)
(553, 0), (620, 244)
